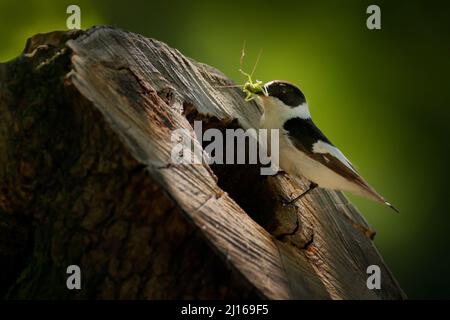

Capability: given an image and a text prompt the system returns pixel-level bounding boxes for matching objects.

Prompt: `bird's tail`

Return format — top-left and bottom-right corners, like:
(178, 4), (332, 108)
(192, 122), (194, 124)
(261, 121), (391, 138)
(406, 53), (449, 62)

(383, 201), (399, 213)
(353, 180), (399, 213)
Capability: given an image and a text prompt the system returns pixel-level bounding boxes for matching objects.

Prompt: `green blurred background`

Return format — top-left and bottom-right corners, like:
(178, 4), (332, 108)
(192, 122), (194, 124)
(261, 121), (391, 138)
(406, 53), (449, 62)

(1, 0), (449, 299)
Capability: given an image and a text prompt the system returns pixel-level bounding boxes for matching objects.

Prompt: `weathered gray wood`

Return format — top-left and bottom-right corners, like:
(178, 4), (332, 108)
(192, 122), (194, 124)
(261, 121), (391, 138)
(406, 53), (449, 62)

(0, 26), (405, 299)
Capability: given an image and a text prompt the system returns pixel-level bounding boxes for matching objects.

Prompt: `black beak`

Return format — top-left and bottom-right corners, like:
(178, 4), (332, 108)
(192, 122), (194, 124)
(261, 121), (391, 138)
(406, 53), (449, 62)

(256, 84), (268, 96)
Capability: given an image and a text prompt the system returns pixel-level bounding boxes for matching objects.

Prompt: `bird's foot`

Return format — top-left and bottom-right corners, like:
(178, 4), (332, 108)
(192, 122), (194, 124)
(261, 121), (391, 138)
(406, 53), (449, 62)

(283, 182), (318, 206)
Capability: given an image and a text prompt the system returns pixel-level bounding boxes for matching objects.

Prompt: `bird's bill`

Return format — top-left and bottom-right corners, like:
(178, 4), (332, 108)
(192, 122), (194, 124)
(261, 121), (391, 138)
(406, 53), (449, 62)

(255, 84), (268, 96)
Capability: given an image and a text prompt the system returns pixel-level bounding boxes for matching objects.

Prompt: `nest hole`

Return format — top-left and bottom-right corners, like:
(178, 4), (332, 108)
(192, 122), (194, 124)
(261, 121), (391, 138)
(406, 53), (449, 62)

(183, 103), (281, 233)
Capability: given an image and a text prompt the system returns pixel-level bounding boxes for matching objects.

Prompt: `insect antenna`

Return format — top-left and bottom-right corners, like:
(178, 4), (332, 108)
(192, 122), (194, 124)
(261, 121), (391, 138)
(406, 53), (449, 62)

(214, 41), (248, 89)
(240, 40), (246, 70)
(214, 42), (265, 98)
(213, 84), (244, 89)
(250, 48), (263, 78)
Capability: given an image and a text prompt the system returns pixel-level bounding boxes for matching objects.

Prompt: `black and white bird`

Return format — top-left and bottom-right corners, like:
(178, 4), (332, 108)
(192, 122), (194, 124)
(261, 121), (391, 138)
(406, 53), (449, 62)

(254, 80), (398, 212)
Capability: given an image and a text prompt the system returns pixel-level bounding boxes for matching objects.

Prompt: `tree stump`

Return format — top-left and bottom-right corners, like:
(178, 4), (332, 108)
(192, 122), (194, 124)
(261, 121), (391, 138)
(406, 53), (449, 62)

(0, 26), (405, 299)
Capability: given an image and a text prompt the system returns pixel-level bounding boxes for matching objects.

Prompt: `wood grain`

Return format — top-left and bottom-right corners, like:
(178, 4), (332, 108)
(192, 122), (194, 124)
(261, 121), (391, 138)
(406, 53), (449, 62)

(0, 26), (405, 299)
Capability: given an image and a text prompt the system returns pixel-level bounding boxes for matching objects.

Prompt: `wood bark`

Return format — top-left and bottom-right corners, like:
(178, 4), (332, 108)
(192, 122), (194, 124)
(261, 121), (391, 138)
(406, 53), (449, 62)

(0, 26), (405, 299)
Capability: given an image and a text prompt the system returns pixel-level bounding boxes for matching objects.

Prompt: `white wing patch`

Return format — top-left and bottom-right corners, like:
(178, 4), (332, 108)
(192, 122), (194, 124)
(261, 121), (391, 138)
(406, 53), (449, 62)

(312, 140), (357, 173)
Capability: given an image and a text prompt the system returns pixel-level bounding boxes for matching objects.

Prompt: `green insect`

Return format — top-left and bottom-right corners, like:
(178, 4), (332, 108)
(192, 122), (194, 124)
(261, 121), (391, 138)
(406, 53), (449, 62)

(239, 68), (266, 101)
(215, 42), (266, 101)
(238, 43), (266, 101)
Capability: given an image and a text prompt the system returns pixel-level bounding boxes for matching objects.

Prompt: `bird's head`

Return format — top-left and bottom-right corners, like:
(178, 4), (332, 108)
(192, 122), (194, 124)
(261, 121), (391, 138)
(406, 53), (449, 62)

(256, 80), (306, 108)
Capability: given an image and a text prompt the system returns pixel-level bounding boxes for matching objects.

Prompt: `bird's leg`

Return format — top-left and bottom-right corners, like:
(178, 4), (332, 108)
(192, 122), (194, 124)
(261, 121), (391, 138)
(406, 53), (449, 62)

(288, 182), (318, 204)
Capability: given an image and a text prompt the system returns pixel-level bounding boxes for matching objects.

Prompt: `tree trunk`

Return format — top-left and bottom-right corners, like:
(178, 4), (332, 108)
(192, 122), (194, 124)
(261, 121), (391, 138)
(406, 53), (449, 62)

(0, 26), (405, 299)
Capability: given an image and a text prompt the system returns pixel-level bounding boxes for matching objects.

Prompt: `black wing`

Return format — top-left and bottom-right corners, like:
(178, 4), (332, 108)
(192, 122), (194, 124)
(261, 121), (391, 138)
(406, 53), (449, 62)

(283, 117), (364, 183)
(283, 117), (397, 210)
